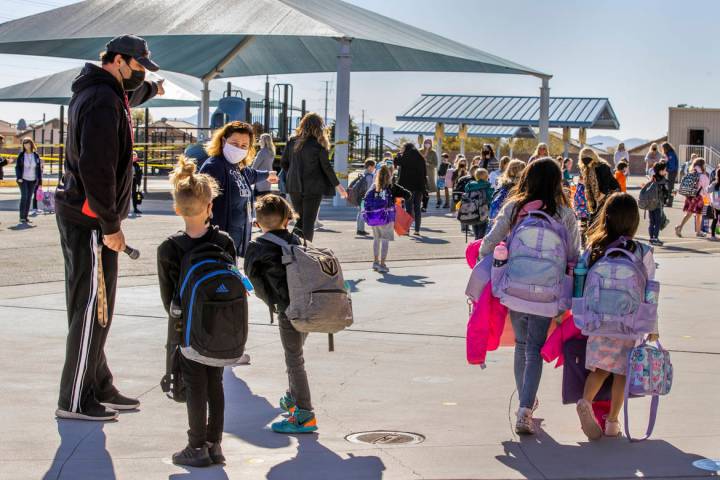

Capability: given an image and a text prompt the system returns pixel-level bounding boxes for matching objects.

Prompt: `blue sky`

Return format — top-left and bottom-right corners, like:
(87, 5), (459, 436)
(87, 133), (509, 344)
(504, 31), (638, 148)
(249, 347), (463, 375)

(0, 0), (719, 141)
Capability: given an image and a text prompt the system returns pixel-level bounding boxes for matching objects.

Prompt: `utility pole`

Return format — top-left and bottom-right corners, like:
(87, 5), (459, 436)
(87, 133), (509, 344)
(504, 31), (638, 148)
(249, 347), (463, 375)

(323, 80), (330, 124)
(361, 109), (365, 134)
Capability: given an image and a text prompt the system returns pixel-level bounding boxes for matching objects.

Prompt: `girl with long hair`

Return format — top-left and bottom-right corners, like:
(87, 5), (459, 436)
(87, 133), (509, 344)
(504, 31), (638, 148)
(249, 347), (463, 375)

(281, 113), (347, 241)
(480, 157), (580, 435)
(675, 157), (710, 238)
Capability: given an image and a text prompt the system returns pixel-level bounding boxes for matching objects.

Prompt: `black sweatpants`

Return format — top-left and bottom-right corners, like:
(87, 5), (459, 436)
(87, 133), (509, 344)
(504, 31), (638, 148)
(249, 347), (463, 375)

(406, 190), (423, 233)
(181, 356), (224, 448)
(57, 215), (119, 412)
(289, 192), (322, 242)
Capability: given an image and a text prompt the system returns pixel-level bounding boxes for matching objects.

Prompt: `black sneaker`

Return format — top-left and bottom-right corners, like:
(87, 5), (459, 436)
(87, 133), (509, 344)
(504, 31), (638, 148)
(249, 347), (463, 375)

(55, 403), (118, 421)
(100, 392), (140, 411)
(172, 444), (212, 468)
(356, 230), (369, 236)
(207, 442), (226, 464)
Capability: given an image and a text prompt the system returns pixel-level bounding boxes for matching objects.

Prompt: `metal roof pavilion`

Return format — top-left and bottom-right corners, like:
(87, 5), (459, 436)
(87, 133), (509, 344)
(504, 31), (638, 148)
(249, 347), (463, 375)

(394, 121), (535, 139)
(0, 69), (267, 107)
(0, 0), (552, 203)
(396, 94), (619, 130)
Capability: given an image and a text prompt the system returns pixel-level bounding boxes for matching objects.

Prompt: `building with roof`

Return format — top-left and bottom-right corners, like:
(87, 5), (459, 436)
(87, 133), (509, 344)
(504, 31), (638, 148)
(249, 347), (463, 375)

(148, 119), (198, 144)
(396, 94), (619, 157)
(669, 107), (720, 168)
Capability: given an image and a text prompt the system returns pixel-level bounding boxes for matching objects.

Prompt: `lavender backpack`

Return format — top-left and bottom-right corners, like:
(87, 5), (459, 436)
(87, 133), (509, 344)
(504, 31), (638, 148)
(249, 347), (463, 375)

(573, 242), (658, 339)
(624, 340), (673, 441)
(491, 210), (573, 317)
(362, 188), (395, 227)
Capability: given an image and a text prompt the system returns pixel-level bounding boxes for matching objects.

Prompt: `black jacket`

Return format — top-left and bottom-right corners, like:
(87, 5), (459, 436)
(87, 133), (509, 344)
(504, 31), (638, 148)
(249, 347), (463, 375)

(243, 229), (302, 313)
(395, 148), (427, 192)
(55, 63), (158, 234)
(14, 151), (42, 184)
(157, 227), (236, 345)
(281, 137), (340, 196)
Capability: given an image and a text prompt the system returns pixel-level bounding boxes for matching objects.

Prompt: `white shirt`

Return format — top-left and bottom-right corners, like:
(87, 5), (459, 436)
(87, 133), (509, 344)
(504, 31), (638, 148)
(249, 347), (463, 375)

(614, 150), (629, 167)
(489, 169), (501, 187)
(22, 152), (37, 181)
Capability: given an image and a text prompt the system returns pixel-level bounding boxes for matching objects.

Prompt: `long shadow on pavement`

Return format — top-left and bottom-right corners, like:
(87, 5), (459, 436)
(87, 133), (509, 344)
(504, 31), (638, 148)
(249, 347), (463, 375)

(497, 427), (710, 479)
(266, 434), (386, 480)
(42, 420), (116, 480)
(377, 273), (435, 288)
(222, 367), (291, 449)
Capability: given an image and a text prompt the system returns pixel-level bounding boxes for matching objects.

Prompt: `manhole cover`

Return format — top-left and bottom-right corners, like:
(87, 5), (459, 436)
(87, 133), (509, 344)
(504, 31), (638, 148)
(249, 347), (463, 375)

(345, 431), (425, 445)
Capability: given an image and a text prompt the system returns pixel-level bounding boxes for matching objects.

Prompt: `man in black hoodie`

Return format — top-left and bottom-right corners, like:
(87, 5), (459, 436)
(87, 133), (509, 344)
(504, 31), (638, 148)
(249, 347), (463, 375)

(55, 35), (163, 421)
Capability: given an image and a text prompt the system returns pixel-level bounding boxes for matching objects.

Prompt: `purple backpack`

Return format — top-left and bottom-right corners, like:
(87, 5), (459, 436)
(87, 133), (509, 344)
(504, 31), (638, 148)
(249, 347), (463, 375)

(362, 188), (395, 227)
(491, 210), (573, 317)
(573, 242), (658, 339)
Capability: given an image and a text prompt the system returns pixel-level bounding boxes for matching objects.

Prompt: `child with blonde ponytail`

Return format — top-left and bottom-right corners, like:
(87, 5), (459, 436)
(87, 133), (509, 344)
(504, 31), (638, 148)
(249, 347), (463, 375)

(157, 156), (240, 468)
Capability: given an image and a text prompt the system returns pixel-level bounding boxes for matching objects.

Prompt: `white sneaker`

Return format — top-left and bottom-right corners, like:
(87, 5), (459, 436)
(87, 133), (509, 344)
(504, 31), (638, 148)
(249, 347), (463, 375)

(515, 407), (535, 435)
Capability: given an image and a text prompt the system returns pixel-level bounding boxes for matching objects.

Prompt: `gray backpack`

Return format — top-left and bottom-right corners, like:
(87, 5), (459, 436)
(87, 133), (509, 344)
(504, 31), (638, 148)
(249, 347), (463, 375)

(260, 233), (353, 334)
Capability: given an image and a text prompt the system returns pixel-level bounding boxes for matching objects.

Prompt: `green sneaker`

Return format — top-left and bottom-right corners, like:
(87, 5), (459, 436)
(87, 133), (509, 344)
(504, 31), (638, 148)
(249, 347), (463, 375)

(271, 409), (318, 434)
(279, 393), (296, 413)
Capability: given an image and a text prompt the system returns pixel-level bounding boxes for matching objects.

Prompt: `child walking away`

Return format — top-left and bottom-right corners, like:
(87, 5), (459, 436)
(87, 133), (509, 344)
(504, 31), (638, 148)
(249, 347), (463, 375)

(614, 161), (628, 193)
(349, 159), (376, 236)
(461, 168), (494, 240)
(639, 162), (669, 246)
(437, 153), (451, 208)
(489, 159), (525, 230)
(710, 176), (720, 240)
(480, 158), (580, 434)
(157, 157), (249, 467)
(363, 165), (411, 272)
(245, 194), (353, 434)
(574, 173), (590, 247)
(572, 193), (659, 440)
(675, 157), (710, 238)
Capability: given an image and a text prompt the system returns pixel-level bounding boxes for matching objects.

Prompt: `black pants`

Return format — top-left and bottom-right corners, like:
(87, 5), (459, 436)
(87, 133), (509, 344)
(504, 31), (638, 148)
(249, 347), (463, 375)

(131, 181), (141, 212)
(406, 190), (423, 233)
(710, 208), (719, 237)
(666, 171), (678, 207)
(289, 192), (322, 242)
(19, 179), (36, 221)
(472, 221), (488, 240)
(32, 181), (39, 210)
(648, 208), (662, 239)
(57, 215), (119, 412)
(181, 356), (224, 448)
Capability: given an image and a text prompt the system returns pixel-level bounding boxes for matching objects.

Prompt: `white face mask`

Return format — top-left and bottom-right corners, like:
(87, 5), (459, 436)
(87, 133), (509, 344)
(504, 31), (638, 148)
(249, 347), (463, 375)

(223, 142), (248, 164)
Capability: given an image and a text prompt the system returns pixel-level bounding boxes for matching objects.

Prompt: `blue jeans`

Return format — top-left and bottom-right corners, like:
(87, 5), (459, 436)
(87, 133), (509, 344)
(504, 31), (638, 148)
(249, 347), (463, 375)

(509, 311), (552, 409)
(648, 208), (662, 240)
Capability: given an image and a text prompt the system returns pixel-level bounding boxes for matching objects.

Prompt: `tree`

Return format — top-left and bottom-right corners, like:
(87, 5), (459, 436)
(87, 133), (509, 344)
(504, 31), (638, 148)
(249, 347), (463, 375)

(131, 109), (153, 125)
(329, 116), (360, 143)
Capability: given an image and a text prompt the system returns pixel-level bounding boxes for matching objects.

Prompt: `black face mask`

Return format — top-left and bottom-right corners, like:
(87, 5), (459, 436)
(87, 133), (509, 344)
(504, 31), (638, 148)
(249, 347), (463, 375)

(121, 62), (145, 91)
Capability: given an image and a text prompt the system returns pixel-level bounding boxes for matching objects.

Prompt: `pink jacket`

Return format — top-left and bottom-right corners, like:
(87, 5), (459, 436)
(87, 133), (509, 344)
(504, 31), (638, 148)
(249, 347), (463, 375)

(540, 312), (581, 368)
(466, 283), (508, 367)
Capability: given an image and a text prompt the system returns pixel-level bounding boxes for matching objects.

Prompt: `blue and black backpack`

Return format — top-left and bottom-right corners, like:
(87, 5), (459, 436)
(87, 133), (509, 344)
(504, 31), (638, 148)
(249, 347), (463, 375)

(170, 229), (249, 367)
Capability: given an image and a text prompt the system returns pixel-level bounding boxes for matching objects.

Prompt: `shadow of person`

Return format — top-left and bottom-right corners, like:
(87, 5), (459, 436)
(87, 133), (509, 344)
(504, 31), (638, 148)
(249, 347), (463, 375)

(496, 425), (709, 479)
(410, 236), (449, 245)
(377, 273), (435, 288)
(168, 465), (229, 480)
(267, 434), (385, 480)
(221, 367), (291, 449)
(42, 420), (116, 480)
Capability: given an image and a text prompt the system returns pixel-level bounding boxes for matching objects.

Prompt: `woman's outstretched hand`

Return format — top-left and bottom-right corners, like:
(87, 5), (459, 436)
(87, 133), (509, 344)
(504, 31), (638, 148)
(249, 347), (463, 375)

(267, 171), (279, 184)
(336, 184), (348, 199)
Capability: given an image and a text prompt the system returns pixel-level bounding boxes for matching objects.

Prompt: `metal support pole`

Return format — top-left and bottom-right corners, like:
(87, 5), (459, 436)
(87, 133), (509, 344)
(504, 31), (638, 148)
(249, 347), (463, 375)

(333, 37), (352, 206)
(539, 76), (551, 144)
(379, 127), (384, 157)
(200, 80), (210, 131)
(301, 99), (306, 122)
(50, 129), (54, 175)
(245, 97), (251, 123)
(264, 76), (271, 134)
(282, 84), (289, 142)
(434, 122), (444, 163)
(58, 105), (64, 181)
(562, 127), (571, 158)
(364, 126), (370, 160)
(225, 81), (232, 124)
(459, 123), (467, 157)
(143, 107), (149, 193)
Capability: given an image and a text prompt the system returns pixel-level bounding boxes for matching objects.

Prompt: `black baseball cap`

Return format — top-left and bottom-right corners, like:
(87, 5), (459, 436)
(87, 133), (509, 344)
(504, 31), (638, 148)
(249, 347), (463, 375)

(105, 35), (159, 72)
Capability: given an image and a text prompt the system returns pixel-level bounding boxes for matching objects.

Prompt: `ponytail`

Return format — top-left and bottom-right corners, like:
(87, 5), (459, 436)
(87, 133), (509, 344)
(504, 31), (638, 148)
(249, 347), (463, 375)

(169, 156), (219, 216)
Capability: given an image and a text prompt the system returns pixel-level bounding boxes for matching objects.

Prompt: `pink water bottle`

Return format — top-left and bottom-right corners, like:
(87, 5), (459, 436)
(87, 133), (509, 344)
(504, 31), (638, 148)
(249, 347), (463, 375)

(493, 243), (508, 267)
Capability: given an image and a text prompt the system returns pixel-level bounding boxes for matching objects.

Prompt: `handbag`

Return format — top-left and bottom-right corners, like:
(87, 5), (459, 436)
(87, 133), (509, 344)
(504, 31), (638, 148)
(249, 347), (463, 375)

(394, 199), (413, 236)
(623, 340), (673, 441)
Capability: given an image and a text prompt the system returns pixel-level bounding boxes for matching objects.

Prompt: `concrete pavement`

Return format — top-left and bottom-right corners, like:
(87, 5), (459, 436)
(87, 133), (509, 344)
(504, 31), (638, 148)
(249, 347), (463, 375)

(0, 177), (719, 479)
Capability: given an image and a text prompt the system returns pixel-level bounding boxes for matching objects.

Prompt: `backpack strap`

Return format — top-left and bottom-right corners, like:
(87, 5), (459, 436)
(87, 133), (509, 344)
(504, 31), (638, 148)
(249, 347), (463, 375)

(258, 232), (295, 264)
(623, 342), (660, 442)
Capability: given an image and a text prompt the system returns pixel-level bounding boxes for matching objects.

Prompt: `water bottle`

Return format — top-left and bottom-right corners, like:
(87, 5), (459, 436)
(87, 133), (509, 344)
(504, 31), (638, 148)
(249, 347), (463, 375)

(240, 274), (254, 294)
(493, 243), (508, 268)
(573, 258), (588, 297)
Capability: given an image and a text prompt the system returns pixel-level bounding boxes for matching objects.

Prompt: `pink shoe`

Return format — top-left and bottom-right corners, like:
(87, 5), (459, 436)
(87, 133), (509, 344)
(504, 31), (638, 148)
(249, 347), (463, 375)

(576, 399), (602, 440)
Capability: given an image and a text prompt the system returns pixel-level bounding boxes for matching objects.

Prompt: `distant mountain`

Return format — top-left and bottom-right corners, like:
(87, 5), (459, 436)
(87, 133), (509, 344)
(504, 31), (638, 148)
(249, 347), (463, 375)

(587, 136), (648, 151)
